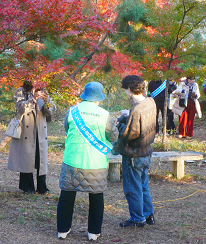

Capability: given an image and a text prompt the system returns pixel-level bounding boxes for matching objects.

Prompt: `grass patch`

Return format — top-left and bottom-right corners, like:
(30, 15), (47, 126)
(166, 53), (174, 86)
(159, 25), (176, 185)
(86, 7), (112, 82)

(192, 174), (206, 181)
(152, 138), (206, 153)
(0, 191), (59, 228)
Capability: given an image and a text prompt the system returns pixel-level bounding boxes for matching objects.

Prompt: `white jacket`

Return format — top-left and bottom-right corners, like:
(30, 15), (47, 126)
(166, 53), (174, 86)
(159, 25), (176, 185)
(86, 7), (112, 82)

(174, 82), (200, 98)
(172, 82), (202, 118)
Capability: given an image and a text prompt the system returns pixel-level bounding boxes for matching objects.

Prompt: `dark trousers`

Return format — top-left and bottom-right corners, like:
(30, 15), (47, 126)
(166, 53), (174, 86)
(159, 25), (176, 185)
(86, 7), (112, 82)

(155, 101), (164, 134)
(57, 190), (104, 234)
(19, 133), (47, 193)
(19, 172), (47, 193)
(167, 109), (176, 133)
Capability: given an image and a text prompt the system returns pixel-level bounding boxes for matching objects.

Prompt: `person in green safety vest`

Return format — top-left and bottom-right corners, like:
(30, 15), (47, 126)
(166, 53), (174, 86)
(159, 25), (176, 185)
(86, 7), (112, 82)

(57, 82), (118, 241)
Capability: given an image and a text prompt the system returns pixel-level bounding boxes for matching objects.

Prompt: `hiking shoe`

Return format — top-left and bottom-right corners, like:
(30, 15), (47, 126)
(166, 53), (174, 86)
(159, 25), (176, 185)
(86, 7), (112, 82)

(119, 219), (146, 227)
(178, 135), (186, 139)
(146, 213), (155, 225)
(36, 189), (50, 195)
(88, 233), (100, 241)
(186, 136), (192, 140)
(58, 229), (71, 239)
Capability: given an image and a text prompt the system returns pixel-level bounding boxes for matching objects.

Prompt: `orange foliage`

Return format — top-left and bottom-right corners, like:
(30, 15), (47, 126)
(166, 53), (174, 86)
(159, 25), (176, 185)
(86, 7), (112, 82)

(145, 26), (157, 35)
(26, 41), (45, 51)
(156, 0), (167, 8)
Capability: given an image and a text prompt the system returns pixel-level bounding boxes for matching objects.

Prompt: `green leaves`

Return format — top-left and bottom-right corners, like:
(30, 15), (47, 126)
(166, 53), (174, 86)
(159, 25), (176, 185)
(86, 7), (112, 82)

(115, 0), (206, 80)
(0, 86), (15, 119)
(118, 0), (145, 24)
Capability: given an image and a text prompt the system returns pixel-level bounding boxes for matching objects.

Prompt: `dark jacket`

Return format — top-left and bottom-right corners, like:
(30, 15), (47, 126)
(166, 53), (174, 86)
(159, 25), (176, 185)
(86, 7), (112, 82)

(148, 80), (165, 102)
(119, 97), (156, 158)
(168, 82), (177, 94)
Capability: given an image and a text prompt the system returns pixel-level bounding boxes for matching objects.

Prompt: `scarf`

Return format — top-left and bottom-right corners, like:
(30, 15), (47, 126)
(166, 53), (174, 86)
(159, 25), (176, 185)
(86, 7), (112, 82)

(185, 80), (195, 100)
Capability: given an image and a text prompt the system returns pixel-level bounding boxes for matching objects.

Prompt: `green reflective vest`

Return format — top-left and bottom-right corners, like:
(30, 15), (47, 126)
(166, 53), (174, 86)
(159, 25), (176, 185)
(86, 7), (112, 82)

(63, 101), (112, 169)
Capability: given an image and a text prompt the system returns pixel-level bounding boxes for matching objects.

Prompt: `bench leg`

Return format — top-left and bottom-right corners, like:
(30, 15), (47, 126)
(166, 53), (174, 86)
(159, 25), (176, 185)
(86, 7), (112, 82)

(108, 163), (121, 183)
(172, 159), (184, 179)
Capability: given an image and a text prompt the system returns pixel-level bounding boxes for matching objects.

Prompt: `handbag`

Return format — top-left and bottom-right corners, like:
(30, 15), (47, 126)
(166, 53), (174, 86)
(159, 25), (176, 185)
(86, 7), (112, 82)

(179, 98), (185, 107)
(172, 97), (185, 116)
(179, 92), (187, 107)
(5, 114), (24, 139)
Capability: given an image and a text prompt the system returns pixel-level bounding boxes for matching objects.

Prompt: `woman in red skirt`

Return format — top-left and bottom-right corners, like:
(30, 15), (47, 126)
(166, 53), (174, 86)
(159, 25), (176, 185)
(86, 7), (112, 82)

(173, 77), (201, 139)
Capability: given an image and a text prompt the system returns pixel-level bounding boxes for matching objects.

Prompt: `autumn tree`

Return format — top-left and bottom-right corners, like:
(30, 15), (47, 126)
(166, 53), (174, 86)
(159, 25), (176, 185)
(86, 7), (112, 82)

(0, 0), (120, 105)
(178, 32), (206, 78)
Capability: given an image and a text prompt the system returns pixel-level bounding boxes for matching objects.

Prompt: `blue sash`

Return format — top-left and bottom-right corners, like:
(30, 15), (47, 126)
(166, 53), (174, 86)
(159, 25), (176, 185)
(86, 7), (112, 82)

(70, 105), (112, 155)
(150, 80), (166, 98)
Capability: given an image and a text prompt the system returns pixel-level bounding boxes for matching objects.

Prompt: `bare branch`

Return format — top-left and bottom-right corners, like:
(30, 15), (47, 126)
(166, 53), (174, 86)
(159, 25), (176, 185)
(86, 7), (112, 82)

(173, 1), (194, 51)
(174, 2), (206, 51)
(0, 47), (6, 54)
(0, 35), (38, 54)
(172, 51), (203, 61)
(177, 16), (206, 45)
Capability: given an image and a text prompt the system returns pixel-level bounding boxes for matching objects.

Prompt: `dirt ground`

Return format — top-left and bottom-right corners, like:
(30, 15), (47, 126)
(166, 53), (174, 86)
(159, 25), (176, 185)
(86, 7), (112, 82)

(0, 113), (206, 244)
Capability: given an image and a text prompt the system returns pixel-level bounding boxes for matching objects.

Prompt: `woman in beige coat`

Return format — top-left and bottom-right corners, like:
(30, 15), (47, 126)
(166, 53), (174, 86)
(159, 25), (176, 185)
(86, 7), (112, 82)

(7, 81), (56, 194)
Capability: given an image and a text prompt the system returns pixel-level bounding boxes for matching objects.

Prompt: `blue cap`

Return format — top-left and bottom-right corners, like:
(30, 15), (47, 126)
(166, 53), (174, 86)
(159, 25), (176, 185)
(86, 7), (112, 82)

(80, 82), (106, 102)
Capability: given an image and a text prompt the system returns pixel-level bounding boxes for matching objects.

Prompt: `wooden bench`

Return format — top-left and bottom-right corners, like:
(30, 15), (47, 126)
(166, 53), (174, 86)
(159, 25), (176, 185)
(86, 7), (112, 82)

(108, 151), (205, 182)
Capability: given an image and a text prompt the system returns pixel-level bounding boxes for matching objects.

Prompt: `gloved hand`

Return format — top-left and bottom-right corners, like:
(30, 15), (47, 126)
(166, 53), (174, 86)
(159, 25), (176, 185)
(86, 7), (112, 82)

(117, 115), (128, 124)
(116, 123), (126, 135)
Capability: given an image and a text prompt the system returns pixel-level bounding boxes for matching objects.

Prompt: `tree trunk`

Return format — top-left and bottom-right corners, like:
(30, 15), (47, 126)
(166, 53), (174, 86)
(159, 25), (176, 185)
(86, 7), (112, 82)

(106, 89), (110, 111)
(162, 80), (169, 146)
(162, 60), (173, 145)
(200, 100), (206, 112)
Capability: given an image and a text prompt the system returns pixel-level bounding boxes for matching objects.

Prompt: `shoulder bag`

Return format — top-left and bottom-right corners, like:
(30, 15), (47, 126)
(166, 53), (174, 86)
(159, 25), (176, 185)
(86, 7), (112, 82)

(5, 114), (24, 139)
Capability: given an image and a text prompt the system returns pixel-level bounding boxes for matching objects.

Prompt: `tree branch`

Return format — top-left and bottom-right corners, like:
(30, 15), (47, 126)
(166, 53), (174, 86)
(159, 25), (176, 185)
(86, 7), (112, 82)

(0, 35), (38, 54)
(172, 51), (203, 61)
(177, 15), (206, 45)
(173, 1), (190, 51)
(69, 14), (119, 80)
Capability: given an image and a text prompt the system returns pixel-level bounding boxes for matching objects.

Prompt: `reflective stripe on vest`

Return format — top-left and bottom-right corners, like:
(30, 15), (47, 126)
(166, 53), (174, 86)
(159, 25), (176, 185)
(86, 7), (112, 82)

(150, 80), (166, 98)
(71, 104), (112, 155)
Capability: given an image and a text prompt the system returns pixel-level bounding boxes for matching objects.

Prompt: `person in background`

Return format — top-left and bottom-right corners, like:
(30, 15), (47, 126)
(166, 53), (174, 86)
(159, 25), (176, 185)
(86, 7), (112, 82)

(167, 78), (177, 135)
(203, 84), (206, 97)
(148, 71), (165, 135)
(173, 76), (201, 139)
(117, 75), (156, 228)
(57, 82), (118, 241)
(7, 80), (56, 194)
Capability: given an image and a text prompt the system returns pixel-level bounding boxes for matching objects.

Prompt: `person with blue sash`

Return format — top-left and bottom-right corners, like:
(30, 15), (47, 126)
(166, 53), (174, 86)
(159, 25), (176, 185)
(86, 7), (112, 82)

(57, 82), (118, 241)
(148, 71), (166, 135)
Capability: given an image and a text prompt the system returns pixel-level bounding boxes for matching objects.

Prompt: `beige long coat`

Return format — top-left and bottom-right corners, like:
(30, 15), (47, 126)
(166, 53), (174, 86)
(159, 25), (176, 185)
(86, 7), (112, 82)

(7, 87), (56, 175)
